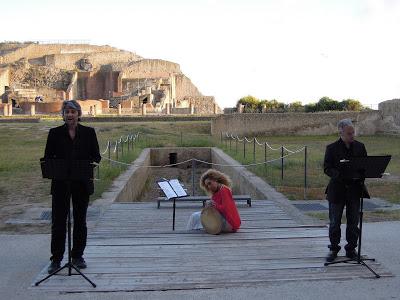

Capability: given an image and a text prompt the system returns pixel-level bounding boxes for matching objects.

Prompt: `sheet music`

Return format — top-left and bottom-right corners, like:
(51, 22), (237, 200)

(157, 181), (177, 199)
(169, 179), (187, 197)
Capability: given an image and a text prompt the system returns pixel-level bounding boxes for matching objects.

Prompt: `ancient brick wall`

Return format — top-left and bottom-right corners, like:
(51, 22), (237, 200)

(20, 99), (104, 115)
(85, 72), (105, 99)
(77, 100), (104, 115)
(20, 101), (63, 114)
(177, 96), (221, 114)
(0, 44), (117, 64)
(66, 72), (78, 100)
(46, 51), (141, 70)
(121, 59), (181, 79)
(0, 68), (9, 95)
(174, 74), (202, 100)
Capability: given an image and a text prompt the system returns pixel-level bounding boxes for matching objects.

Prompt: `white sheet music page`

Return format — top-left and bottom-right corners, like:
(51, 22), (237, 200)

(157, 181), (177, 199)
(169, 179), (187, 197)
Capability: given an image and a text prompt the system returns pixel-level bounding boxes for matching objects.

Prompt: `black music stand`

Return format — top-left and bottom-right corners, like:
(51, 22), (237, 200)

(157, 179), (188, 230)
(324, 155), (391, 278)
(35, 158), (96, 287)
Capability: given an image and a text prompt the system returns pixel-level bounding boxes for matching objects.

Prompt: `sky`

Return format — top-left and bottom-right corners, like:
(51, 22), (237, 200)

(2, 0), (400, 109)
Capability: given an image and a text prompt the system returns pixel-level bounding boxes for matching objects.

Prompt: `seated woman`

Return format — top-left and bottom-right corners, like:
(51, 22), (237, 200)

(186, 169), (241, 233)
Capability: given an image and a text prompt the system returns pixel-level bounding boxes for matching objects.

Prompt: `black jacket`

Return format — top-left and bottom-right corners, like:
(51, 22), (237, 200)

(324, 138), (370, 203)
(44, 123), (101, 195)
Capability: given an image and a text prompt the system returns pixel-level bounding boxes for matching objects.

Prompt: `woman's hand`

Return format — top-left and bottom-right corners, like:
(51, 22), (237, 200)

(205, 200), (215, 208)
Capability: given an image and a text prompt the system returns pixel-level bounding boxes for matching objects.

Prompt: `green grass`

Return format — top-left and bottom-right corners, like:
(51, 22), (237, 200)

(0, 121), (398, 209)
(0, 120), (214, 205)
(307, 209), (400, 222)
(218, 135), (400, 203)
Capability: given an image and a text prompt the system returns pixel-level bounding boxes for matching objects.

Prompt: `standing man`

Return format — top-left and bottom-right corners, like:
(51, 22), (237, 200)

(44, 100), (101, 274)
(324, 119), (369, 262)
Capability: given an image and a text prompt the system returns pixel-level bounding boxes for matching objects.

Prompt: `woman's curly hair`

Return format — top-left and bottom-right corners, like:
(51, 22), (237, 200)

(200, 169), (232, 194)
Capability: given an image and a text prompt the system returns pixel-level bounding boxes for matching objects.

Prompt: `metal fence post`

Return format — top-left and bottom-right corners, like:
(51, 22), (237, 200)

(180, 132), (183, 146)
(264, 142), (267, 176)
(116, 142), (119, 161)
(281, 146), (284, 180)
(236, 138), (238, 154)
(253, 137), (256, 163)
(108, 141), (111, 165)
(191, 159), (195, 196)
(304, 146), (308, 200)
(243, 139), (246, 159)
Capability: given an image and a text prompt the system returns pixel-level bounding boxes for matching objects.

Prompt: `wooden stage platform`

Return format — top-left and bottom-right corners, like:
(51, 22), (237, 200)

(32, 200), (391, 292)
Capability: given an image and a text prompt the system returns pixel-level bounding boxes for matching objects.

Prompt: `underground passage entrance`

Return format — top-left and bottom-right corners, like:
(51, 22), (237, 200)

(168, 152), (177, 166)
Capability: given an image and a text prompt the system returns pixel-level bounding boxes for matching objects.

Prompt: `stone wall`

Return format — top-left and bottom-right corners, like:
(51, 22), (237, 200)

(211, 111), (384, 136)
(0, 67), (9, 96)
(77, 100), (104, 115)
(185, 96), (221, 115)
(77, 72), (106, 99)
(150, 147), (211, 169)
(174, 74), (202, 100)
(66, 72), (78, 100)
(0, 44), (117, 64)
(19, 99), (104, 115)
(121, 59), (181, 79)
(45, 51), (141, 70)
(20, 101), (63, 114)
(114, 149), (152, 202)
(378, 99), (400, 133)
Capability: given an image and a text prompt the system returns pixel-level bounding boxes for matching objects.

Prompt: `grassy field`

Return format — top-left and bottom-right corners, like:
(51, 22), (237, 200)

(0, 120), (399, 231)
(0, 120), (214, 231)
(218, 134), (400, 203)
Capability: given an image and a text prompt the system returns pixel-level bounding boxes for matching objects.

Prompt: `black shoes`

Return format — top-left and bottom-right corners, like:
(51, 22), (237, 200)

(326, 250), (338, 262)
(72, 257), (87, 269)
(47, 257), (87, 274)
(47, 260), (61, 274)
(346, 249), (358, 260)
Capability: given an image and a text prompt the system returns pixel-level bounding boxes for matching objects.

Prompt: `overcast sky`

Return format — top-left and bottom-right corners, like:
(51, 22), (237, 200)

(2, 0), (400, 108)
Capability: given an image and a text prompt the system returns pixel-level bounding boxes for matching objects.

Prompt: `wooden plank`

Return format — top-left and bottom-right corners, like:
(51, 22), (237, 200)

(31, 200), (392, 292)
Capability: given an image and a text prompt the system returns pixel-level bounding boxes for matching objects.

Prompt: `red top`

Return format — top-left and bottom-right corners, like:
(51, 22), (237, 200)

(212, 185), (241, 231)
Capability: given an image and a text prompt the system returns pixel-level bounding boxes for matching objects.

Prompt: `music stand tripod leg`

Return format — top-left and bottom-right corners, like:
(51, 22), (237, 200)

(35, 185), (97, 287)
(172, 198), (176, 231)
(324, 196), (380, 278)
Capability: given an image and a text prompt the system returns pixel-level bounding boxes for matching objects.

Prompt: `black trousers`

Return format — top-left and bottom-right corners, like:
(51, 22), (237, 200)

(51, 181), (89, 262)
(328, 186), (361, 252)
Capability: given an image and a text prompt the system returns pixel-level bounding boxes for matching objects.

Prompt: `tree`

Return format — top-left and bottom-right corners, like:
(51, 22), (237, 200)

(288, 101), (304, 112)
(341, 99), (363, 111)
(261, 99), (286, 112)
(305, 103), (317, 112)
(237, 95), (260, 112)
(315, 96), (341, 111)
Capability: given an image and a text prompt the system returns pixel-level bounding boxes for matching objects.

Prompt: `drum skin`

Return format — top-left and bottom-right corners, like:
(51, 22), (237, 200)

(201, 206), (223, 235)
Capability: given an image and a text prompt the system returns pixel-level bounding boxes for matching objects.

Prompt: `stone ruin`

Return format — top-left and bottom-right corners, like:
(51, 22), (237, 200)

(0, 42), (221, 116)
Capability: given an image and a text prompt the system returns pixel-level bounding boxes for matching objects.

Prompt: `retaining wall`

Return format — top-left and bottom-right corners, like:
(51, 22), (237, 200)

(211, 111), (383, 136)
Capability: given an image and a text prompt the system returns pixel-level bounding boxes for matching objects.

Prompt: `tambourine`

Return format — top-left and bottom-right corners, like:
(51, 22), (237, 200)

(201, 206), (223, 235)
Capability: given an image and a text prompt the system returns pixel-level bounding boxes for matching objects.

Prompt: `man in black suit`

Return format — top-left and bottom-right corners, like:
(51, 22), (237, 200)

(44, 100), (101, 274)
(324, 119), (369, 262)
